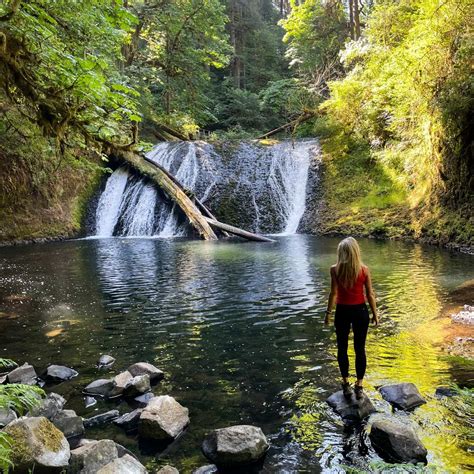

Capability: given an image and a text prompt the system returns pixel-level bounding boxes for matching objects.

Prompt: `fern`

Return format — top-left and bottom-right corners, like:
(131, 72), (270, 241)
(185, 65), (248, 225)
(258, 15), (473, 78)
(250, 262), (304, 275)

(0, 384), (44, 416)
(0, 359), (17, 370)
(0, 433), (13, 473)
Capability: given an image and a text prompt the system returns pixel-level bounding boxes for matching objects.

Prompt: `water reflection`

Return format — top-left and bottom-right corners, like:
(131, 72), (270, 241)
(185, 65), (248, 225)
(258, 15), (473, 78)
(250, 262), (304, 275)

(0, 236), (472, 472)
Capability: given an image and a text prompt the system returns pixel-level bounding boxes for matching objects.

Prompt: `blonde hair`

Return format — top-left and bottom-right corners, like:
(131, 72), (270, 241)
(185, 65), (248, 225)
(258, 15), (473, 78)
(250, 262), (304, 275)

(336, 237), (363, 288)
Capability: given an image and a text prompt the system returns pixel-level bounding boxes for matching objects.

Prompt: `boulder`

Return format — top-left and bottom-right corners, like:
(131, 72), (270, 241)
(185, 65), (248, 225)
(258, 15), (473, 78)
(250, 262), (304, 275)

(7, 362), (37, 385)
(96, 454), (147, 473)
(69, 439), (118, 473)
(202, 425), (269, 467)
(43, 364), (78, 383)
(326, 390), (376, 423)
(83, 378), (116, 398)
(0, 407), (17, 428)
(124, 374), (151, 398)
(138, 395), (189, 440)
(3, 416), (70, 470)
(110, 371), (134, 397)
(192, 465), (218, 474)
(156, 465), (179, 474)
(28, 392), (66, 420)
(128, 362), (164, 383)
(98, 354), (116, 369)
(51, 409), (85, 439)
(379, 383), (426, 411)
(83, 409), (120, 428)
(435, 386), (457, 398)
(369, 415), (428, 464)
(114, 408), (143, 432)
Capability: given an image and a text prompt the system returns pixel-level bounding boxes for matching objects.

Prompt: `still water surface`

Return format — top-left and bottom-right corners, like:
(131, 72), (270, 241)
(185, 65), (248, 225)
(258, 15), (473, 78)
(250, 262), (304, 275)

(0, 236), (472, 472)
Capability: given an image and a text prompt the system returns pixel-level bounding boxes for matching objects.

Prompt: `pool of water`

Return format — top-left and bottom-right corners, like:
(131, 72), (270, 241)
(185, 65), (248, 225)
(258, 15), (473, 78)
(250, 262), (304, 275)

(0, 235), (472, 472)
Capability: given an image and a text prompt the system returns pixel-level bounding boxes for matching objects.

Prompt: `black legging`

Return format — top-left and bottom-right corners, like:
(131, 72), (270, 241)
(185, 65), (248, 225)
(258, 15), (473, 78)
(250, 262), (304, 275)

(334, 303), (370, 379)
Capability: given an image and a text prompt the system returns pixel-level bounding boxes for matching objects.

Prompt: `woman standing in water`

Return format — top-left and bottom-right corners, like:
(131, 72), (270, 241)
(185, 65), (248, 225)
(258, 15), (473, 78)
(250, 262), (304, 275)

(325, 237), (379, 399)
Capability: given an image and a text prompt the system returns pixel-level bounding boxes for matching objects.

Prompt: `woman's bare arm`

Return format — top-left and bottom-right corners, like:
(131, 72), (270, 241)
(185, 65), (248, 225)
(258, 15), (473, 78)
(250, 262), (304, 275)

(325, 267), (337, 324)
(364, 267), (379, 325)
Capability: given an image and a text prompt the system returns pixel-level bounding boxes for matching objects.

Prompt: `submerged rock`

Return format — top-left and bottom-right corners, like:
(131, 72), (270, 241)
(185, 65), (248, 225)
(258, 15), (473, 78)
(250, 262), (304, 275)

(114, 408), (143, 432)
(379, 383), (426, 411)
(96, 453), (147, 473)
(369, 415), (428, 464)
(138, 395), (189, 440)
(435, 386), (457, 398)
(202, 425), (269, 467)
(98, 354), (116, 369)
(69, 439), (118, 473)
(128, 362), (164, 383)
(0, 407), (17, 428)
(192, 465), (218, 474)
(44, 364), (78, 383)
(7, 362), (37, 385)
(83, 409), (120, 428)
(28, 392), (66, 420)
(83, 378), (117, 398)
(3, 416), (70, 470)
(51, 409), (85, 439)
(134, 392), (155, 407)
(326, 390), (376, 423)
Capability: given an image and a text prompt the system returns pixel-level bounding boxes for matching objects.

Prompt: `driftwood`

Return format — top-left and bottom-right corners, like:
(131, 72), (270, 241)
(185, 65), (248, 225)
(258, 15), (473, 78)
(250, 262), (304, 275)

(257, 112), (314, 140)
(205, 218), (274, 243)
(111, 148), (218, 240)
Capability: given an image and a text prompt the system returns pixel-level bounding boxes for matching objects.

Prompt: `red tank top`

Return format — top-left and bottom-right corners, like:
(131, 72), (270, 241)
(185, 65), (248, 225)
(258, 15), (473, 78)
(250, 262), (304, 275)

(335, 266), (367, 305)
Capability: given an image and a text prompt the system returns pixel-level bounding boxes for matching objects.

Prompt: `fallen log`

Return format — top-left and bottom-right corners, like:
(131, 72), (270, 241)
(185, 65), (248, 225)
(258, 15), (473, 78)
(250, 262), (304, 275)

(205, 218), (274, 243)
(110, 148), (218, 241)
(156, 123), (189, 141)
(257, 112), (314, 140)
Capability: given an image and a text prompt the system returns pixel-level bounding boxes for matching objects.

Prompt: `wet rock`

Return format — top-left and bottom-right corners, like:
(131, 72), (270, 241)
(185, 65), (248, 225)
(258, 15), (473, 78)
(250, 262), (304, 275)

(435, 386), (457, 398)
(124, 374), (151, 398)
(51, 409), (85, 439)
(3, 416), (70, 470)
(156, 465), (179, 474)
(138, 395), (189, 440)
(44, 364), (78, 383)
(7, 362), (37, 385)
(96, 453), (147, 473)
(69, 439), (118, 473)
(379, 383), (426, 411)
(115, 442), (139, 460)
(0, 407), (17, 428)
(192, 465), (218, 474)
(28, 392), (66, 420)
(83, 409), (120, 428)
(369, 415), (428, 464)
(202, 425), (269, 467)
(135, 392), (155, 407)
(110, 371), (134, 397)
(84, 396), (97, 408)
(326, 390), (376, 423)
(114, 408), (143, 432)
(83, 378), (116, 398)
(0, 374), (7, 384)
(98, 354), (116, 369)
(128, 362), (164, 383)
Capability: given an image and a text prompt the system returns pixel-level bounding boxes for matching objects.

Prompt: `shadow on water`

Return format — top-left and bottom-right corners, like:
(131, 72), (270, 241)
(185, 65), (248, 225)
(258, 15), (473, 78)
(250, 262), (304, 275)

(0, 235), (472, 472)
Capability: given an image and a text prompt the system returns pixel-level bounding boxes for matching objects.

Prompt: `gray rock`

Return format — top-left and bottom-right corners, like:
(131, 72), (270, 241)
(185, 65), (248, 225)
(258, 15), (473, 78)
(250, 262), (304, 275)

(0, 407), (17, 428)
(83, 378), (116, 398)
(435, 386), (457, 398)
(369, 415), (428, 464)
(114, 408), (143, 432)
(7, 362), (37, 385)
(135, 392), (155, 407)
(128, 362), (164, 383)
(156, 465), (179, 474)
(69, 439), (118, 473)
(138, 395), (189, 440)
(3, 416), (70, 470)
(83, 409), (120, 428)
(379, 383), (426, 411)
(110, 371), (134, 397)
(84, 396), (97, 408)
(51, 409), (85, 439)
(97, 454), (147, 473)
(0, 374), (7, 384)
(192, 465), (218, 474)
(202, 425), (269, 467)
(44, 364), (78, 382)
(98, 354), (116, 368)
(124, 374), (151, 398)
(326, 390), (376, 423)
(28, 392), (66, 420)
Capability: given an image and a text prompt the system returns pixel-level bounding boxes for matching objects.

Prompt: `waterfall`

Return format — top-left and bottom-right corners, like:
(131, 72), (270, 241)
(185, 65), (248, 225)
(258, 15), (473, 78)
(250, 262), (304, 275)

(93, 139), (319, 238)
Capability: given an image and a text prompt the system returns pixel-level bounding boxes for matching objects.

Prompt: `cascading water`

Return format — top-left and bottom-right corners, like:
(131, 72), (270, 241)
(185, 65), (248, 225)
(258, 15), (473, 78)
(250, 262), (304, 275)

(93, 139), (320, 237)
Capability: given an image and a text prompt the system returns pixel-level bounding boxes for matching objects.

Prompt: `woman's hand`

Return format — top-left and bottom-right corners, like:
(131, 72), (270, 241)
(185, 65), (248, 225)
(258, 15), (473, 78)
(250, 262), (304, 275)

(371, 313), (380, 326)
(324, 311), (331, 325)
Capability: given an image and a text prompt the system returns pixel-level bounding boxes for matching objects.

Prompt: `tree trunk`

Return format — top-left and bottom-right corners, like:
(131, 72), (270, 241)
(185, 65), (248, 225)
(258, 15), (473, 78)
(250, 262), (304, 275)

(354, 0), (361, 40)
(205, 218), (274, 242)
(349, 0), (355, 40)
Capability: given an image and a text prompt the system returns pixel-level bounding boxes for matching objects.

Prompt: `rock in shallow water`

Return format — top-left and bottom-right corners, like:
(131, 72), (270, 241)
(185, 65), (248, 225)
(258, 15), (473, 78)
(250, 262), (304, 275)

(3, 416), (70, 470)
(368, 415), (428, 464)
(192, 465), (218, 474)
(138, 395), (189, 440)
(69, 439), (118, 473)
(98, 354), (116, 368)
(128, 362), (164, 383)
(156, 465), (179, 474)
(114, 408), (143, 432)
(97, 453), (147, 473)
(326, 390), (376, 423)
(202, 425), (269, 467)
(124, 374), (151, 397)
(51, 409), (85, 439)
(28, 392), (66, 420)
(44, 364), (78, 383)
(83, 378), (117, 398)
(7, 362), (37, 385)
(379, 383), (426, 411)
(83, 409), (120, 428)
(0, 407), (17, 428)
